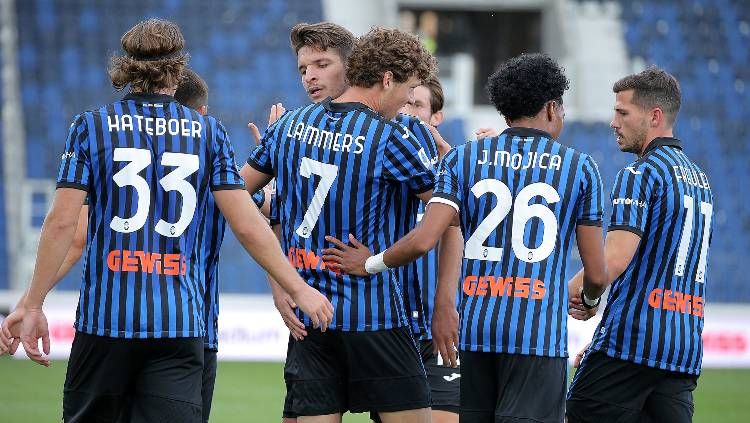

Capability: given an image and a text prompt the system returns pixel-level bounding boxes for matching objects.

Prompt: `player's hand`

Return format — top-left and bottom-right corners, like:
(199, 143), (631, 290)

(19, 308), (50, 366)
(573, 342), (591, 368)
(431, 302), (460, 368)
(423, 123), (451, 159)
(322, 234), (371, 277)
(0, 308), (24, 356)
(474, 127), (500, 139)
(247, 122), (263, 146)
(292, 286), (333, 332)
(568, 287), (597, 321)
(268, 103), (285, 126)
(272, 291), (308, 341)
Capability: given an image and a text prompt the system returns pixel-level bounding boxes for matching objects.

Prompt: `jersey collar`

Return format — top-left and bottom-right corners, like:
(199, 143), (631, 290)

(500, 126), (553, 140)
(643, 137), (682, 155)
(321, 97), (370, 113)
(123, 92), (176, 103)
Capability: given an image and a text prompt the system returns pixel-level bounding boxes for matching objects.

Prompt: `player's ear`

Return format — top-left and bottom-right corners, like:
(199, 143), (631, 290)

(429, 110), (444, 126)
(545, 100), (556, 122)
(650, 107), (663, 128)
(198, 105), (208, 116)
(382, 71), (394, 89)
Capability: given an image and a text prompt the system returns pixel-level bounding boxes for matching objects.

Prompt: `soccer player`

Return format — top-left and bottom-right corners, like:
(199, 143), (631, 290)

(323, 53), (609, 422)
(0, 19), (332, 422)
(240, 27), (437, 422)
(566, 68), (714, 423)
(395, 76), (460, 423)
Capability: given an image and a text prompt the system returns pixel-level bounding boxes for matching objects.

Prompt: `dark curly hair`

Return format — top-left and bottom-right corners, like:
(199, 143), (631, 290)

(109, 19), (188, 93)
(486, 53), (569, 121)
(346, 27), (437, 88)
(174, 69), (208, 110)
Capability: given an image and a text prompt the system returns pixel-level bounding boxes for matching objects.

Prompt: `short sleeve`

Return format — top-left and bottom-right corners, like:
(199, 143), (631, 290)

(577, 155), (604, 226)
(383, 126), (435, 194)
(430, 147), (461, 212)
(608, 164), (656, 236)
(246, 121), (280, 175)
(209, 121), (245, 191)
(56, 114), (91, 191)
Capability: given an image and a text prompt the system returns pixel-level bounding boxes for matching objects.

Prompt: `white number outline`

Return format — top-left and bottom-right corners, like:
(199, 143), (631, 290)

(674, 195), (713, 282)
(464, 180), (560, 263)
(295, 157), (339, 238)
(110, 148), (200, 237)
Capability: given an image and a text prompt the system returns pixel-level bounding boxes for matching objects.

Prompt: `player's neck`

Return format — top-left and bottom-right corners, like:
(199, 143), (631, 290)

(507, 116), (554, 138)
(639, 128), (675, 156)
(335, 86), (379, 113)
(130, 87), (177, 96)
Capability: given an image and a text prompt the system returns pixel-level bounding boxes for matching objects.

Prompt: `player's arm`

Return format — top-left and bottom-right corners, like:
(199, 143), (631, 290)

(53, 204), (88, 282)
(267, 223), (307, 339)
(323, 201), (457, 276)
(213, 189), (333, 329)
(432, 224), (463, 368)
(568, 230), (641, 320)
(239, 164), (273, 198)
(3, 188), (87, 364)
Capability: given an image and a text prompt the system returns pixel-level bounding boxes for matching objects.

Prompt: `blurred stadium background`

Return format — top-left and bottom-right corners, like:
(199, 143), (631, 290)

(0, 0), (748, 421)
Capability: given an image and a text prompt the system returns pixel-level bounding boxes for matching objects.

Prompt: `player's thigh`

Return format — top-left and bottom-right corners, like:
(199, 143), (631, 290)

(493, 353), (567, 423)
(63, 332), (138, 423)
(377, 407), (431, 423)
(343, 327), (430, 414)
(421, 340), (460, 417)
(642, 372), (697, 423)
(458, 350), (497, 423)
(567, 351), (660, 423)
(286, 328), (347, 416)
(131, 337), (204, 423)
(201, 349), (218, 423)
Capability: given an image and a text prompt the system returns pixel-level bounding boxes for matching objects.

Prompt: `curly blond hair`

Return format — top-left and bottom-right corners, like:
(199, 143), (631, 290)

(109, 19), (188, 93)
(346, 27), (437, 88)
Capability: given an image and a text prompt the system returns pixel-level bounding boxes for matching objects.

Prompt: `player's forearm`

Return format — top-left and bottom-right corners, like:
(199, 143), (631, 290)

(435, 226), (462, 308)
(23, 214), (80, 308)
(383, 226), (440, 268)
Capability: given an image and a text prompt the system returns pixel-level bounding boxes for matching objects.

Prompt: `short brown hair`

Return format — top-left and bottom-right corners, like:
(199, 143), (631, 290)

(423, 76), (444, 114)
(613, 67), (681, 125)
(174, 69), (208, 110)
(346, 27), (437, 89)
(290, 22), (354, 61)
(109, 19), (188, 93)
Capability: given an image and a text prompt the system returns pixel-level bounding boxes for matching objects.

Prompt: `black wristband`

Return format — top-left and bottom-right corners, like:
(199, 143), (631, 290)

(581, 291), (601, 309)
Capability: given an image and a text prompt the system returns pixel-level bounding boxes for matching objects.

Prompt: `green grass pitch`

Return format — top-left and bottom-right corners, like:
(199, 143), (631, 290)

(1, 357), (748, 422)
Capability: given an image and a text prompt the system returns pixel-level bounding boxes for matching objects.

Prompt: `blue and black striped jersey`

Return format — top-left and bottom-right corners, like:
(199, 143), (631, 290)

(200, 189), (265, 350)
(56, 93), (245, 339)
(431, 127), (604, 356)
(590, 137), (713, 374)
(392, 114), (440, 337)
(247, 98), (435, 331)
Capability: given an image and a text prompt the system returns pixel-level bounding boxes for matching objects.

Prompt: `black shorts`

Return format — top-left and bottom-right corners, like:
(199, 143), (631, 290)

(284, 326), (430, 416)
(370, 338), (461, 422)
(202, 349), (218, 423)
(567, 351), (698, 423)
(460, 350), (566, 423)
(63, 331), (204, 423)
(421, 339), (461, 414)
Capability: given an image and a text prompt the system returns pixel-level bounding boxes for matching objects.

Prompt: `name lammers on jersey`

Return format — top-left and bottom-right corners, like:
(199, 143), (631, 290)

(107, 114), (202, 138)
(107, 249), (187, 276)
(286, 120), (365, 155)
(477, 149), (562, 170)
(672, 165), (711, 190)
